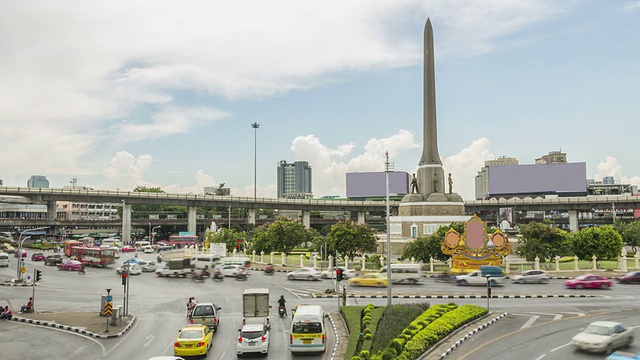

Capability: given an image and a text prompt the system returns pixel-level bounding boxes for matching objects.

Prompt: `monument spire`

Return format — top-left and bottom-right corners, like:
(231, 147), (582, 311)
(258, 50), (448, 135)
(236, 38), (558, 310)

(417, 18), (445, 195)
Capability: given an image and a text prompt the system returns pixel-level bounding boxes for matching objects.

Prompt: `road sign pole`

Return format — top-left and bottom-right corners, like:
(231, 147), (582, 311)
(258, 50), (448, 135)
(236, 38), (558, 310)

(32, 269), (36, 310)
(125, 271), (130, 316)
(105, 289), (112, 333)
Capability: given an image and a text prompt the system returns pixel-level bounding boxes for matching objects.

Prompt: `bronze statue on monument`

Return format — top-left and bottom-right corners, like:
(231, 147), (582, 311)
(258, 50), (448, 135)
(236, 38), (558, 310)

(448, 173), (453, 194)
(410, 173), (419, 194)
(432, 173), (439, 193)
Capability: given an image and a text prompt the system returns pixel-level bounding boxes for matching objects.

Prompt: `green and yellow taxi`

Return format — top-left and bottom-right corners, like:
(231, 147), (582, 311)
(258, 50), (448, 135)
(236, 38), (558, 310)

(174, 324), (213, 357)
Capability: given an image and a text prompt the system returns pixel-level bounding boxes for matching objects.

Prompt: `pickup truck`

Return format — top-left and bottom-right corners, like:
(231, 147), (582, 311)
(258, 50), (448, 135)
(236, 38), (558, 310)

(155, 258), (193, 277)
(455, 266), (505, 286)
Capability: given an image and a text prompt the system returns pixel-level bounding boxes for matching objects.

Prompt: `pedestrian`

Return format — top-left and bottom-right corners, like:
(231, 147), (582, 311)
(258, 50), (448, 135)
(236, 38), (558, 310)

(19, 297), (33, 313)
(1, 306), (13, 320)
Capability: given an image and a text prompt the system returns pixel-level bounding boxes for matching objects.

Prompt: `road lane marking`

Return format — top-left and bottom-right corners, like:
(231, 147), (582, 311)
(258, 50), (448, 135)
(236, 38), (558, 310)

(528, 311), (564, 320)
(457, 310), (611, 360)
(534, 355), (545, 360)
(143, 334), (154, 347)
(66, 346), (87, 359)
(17, 321), (106, 357)
(550, 343), (571, 352)
(521, 315), (539, 329)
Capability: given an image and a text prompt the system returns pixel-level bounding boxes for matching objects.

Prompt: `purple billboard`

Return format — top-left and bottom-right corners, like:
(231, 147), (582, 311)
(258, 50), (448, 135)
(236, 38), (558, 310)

(346, 172), (409, 198)
(488, 163), (587, 197)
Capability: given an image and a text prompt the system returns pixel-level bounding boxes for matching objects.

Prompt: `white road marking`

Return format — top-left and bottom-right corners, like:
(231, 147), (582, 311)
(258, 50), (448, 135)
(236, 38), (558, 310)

(16, 321), (106, 357)
(534, 355), (546, 360)
(562, 312), (585, 317)
(528, 311), (564, 320)
(521, 315), (539, 329)
(143, 334), (154, 347)
(550, 343), (572, 352)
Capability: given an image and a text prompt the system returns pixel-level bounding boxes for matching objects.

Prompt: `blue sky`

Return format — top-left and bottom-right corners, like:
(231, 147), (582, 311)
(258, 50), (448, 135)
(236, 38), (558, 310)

(1, 0), (639, 200)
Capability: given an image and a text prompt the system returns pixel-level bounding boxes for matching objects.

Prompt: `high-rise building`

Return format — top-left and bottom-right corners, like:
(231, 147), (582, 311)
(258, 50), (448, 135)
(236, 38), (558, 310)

(475, 157), (519, 199)
(277, 160), (312, 199)
(27, 175), (49, 188)
(535, 150), (567, 164)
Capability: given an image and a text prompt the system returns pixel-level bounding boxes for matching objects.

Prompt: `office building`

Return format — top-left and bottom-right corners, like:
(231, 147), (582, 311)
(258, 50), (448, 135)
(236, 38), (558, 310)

(475, 156), (519, 199)
(277, 160), (312, 199)
(535, 150), (567, 164)
(27, 175), (49, 188)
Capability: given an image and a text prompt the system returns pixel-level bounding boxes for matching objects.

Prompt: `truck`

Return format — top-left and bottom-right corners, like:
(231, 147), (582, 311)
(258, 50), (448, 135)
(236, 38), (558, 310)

(155, 258), (193, 277)
(455, 265), (505, 286)
(242, 288), (270, 329)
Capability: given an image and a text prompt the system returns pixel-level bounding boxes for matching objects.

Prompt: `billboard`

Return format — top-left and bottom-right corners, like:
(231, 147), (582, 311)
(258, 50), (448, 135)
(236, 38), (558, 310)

(346, 172), (409, 198)
(488, 163), (587, 197)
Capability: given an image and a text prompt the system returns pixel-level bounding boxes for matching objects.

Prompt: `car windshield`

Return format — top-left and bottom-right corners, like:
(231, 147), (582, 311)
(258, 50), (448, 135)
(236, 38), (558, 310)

(179, 329), (203, 339)
(584, 324), (612, 336)
(574, 275), (588, 281)
(241, 330), (263, 339)
(292, 322), (323, 334)
(193, 306), (215, 316)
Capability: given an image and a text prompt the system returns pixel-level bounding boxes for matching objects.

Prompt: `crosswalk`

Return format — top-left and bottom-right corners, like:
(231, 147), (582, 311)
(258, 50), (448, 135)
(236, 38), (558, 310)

(287, 287), (330, 298)
(510, 311), (586, 328)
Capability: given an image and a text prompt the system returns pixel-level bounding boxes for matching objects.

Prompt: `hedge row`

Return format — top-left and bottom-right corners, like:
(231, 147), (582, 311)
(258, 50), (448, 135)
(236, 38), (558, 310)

(370, 302), (431, 354)
(394, 304), (488, 360)
(368, 303), (457, 360)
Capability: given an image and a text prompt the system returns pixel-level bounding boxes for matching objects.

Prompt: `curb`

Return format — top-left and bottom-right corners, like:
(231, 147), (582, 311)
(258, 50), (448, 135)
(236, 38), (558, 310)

(313, 294), (597, 299)
(11, 315), (136, 339)
(327, 312), (345, 360)
(1, 282), (33, 287)
(436, 312), (508, 360)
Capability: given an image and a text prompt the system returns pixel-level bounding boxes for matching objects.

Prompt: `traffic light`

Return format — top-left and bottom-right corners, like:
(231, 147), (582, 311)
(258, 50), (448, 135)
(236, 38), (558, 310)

(35, 270), (43, 282)
(121, 272), (128, 286)
(336, 268), (343, 282)
(332, 258), (336, 268)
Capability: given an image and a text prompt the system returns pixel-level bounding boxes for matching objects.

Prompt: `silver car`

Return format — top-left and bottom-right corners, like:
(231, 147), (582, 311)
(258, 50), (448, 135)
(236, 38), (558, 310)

(572, 321), (634, 354)
(237, 324), (269, 356)
(287, 267), (321, 281)
(512, 270), (549, 284)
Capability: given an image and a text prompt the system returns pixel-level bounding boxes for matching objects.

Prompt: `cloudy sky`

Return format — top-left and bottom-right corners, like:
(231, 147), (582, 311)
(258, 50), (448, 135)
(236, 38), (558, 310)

(1, 0), (639, 200)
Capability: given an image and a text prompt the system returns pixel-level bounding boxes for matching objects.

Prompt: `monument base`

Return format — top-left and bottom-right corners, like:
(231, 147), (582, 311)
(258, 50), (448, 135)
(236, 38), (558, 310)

(392, 197), (469, 239)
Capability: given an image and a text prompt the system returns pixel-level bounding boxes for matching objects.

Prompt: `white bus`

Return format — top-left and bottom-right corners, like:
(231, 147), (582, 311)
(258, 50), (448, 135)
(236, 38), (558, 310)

(289, 304), (327, 353)
(379, 263), (423, 285)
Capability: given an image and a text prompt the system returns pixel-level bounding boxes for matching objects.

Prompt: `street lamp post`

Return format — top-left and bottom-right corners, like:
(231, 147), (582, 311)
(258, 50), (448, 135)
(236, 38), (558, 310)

(251, 122), (260, 201)
(17, 227), (49, 281)
(384, 151), (393, 306)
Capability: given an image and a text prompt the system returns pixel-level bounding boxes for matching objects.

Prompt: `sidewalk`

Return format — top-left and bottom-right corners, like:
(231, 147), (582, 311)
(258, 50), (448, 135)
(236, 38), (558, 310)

(11, 311), (136, 339)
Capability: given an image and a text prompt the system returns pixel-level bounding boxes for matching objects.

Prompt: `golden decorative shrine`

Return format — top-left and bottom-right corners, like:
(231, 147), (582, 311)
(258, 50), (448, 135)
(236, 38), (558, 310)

(441, 214), (511, 274)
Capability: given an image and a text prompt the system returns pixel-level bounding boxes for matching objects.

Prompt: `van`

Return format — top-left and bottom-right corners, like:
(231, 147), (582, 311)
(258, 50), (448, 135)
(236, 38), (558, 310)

(0, 252), (9, 267)
(219, 256), (251, 267)
(134, 241), (150, 250)
(289, 304), (327, 353)
(193, 254), (221, 270)
(378, 263), (423, 285)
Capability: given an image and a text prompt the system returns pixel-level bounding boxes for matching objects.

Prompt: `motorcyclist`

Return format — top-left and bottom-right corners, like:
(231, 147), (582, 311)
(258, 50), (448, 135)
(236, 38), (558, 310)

(187, 297), (197, 316)
(277, 295), (287, 316)
(265, 263), (274, 274)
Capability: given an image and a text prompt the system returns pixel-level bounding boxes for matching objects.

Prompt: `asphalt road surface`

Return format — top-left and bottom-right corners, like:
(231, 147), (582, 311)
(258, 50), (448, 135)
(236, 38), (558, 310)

(2, 252), (640, 360)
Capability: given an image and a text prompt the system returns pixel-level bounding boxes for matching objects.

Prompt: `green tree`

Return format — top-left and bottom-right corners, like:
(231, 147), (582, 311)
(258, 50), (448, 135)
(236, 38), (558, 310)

(326, 220), (377, 260)
(247, 217), (308, 254)
(400, 223), (464, 263)
(517, 222), (571, 261)
(616, 220), (640, 251)
(204, 228), (246, 253)
(571, 225), (623, 260)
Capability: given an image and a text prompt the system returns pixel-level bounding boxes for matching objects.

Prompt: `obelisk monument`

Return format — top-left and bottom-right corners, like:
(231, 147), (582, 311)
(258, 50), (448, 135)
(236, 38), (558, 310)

(417, 18), (445, 197)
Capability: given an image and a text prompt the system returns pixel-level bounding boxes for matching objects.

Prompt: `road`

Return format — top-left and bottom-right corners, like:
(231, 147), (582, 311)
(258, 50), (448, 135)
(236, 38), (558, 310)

(2, 253), (640, 359)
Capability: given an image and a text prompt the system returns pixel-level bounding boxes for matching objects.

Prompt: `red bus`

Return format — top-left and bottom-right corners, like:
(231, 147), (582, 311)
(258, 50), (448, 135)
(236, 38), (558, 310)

(71, 247), (116, 267)
(166, 235), (199, 247)
(64, 240), (84, 257)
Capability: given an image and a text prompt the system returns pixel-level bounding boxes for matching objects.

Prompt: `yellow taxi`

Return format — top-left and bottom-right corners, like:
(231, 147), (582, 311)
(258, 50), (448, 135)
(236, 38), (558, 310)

(174, 324), (213, 357)
(348, 273), (388, 287)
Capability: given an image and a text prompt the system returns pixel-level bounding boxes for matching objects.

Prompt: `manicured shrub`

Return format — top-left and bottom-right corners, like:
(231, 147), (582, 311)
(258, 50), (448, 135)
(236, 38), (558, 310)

(381, 347), (397, 360)
(352, 356), (360, 360)
(389, 338), (405, 354)
(365, 333), (372, 340)
(359, 350), (370, 359)
(363, 327), (371, 335)
(370, 302), (431, 354)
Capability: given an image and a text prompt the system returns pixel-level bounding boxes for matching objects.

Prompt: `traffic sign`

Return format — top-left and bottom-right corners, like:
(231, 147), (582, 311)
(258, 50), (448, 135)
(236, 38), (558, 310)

(105, 295), (112, 302)
(104, 302), (113, 316)
(20, 266), (26, 274)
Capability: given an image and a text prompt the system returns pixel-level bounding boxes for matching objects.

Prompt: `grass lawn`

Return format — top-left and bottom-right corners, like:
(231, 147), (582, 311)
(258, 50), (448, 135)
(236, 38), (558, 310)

(341, 306), (366, 358)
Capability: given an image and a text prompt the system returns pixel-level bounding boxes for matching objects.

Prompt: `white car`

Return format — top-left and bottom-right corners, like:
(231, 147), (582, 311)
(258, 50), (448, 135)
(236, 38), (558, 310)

(572, 321), (634, 354)
(237, 324), (269, 356)
(287, 267), (321, 281)
(138, 260), (157, 272)
(221, 264), (242, 277)
(116, 263), (142, 275)
(512, 270), (549, 284)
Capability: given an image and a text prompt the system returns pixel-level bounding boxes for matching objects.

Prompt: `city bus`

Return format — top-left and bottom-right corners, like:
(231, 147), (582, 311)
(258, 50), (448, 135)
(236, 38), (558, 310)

(63, 240), (84, 257)
(70, 246), (116, 267)
(167, 235), (199, 247)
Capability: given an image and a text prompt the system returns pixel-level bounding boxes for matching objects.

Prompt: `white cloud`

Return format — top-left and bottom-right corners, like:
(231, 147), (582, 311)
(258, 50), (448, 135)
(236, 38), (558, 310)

(595, 157), (640, 187)
(443, 138), (494, 200)
(622, 1), (640, 12)
(100, 152), (153, 190)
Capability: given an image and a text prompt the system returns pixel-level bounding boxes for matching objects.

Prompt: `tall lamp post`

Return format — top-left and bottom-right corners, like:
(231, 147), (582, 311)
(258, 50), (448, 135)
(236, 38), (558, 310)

(17, 227), (49, 281)
(384, 151), (393, 306)
(251, 122), (260, 201)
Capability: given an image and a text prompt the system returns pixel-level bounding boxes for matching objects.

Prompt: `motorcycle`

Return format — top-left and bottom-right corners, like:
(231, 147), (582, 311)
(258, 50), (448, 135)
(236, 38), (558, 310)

(191, 269), (210, 281)
(212, 271), (224, 282)
(235, 269), (248, 281)
(278, 304), (286, 318)
(264, 266), (274, 276)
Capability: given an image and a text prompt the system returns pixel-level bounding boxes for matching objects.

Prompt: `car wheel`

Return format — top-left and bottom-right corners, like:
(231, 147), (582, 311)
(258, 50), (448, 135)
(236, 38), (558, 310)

(307, 276), (314, 281)
(541, 278), (549, 284)
(605, 343), (613, 355)
(576, 284), (583, 289)
(377, 282), (384, 288)
(352, 281), (359, 287)
(627, 336), (634, 347)
(288, 275), (294, 280)
(600, 283), (609, 289)
(457, 280), (467, 286)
